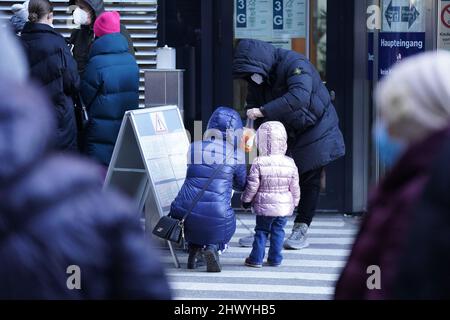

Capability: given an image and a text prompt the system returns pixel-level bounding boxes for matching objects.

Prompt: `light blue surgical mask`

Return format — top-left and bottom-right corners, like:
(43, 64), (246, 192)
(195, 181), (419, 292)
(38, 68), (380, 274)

(373, 121), (406, 168)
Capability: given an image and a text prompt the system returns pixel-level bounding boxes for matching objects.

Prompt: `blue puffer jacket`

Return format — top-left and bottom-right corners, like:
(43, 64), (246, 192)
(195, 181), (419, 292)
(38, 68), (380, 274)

(233, 39), (345, 174)
(0, 81), (170, 299)
(81, 33), (139, 166)
(170, 107), (247, 248)
(21, 22), (80, 152)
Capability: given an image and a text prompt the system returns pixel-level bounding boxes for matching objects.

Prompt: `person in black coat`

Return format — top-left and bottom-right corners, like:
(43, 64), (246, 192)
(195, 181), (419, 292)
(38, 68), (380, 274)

(0, 27), (171, 300)
(68, 0), (135, 73)
(21, 0), (79, 152)
(233, 39), (345, 250)
(393, 134), (450, 299)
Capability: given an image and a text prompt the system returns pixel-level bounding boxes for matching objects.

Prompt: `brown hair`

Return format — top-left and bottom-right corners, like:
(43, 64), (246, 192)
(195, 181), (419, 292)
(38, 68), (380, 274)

(28, 0), (53, 23)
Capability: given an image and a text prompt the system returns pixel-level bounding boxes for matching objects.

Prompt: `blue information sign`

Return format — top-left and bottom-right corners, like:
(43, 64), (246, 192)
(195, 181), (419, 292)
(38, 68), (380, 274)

(378, 32), (425, 79)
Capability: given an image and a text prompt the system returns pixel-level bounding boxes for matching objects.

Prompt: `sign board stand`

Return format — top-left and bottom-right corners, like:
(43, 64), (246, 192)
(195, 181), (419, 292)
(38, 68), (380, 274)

(104, 105), (190, 268)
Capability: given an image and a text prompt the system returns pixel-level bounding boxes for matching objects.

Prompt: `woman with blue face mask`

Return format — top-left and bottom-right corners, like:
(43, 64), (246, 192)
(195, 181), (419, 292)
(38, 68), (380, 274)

(336, 51), (450, 300)
(373, 120), (406, 168)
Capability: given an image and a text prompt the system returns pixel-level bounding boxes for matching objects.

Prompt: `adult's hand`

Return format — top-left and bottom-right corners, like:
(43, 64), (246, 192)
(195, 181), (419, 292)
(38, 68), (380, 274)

(247, 108), (264, 120)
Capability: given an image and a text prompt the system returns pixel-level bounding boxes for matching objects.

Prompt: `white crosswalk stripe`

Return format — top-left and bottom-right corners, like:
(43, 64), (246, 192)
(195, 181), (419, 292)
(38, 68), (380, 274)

(170, 282), (335, 295)
(159, 214), (359, 300)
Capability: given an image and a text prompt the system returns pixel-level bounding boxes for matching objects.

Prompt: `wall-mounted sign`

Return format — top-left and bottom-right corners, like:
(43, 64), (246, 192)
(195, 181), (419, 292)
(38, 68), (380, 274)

(378, 32), (425, 78)
(438, 0), (450, 51)
(382, 0), (425, 32)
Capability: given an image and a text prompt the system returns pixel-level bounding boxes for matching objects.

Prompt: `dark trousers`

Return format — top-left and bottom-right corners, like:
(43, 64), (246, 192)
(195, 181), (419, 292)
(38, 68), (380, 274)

(249, 216), (288, 265)
(294, 167), (323, 226)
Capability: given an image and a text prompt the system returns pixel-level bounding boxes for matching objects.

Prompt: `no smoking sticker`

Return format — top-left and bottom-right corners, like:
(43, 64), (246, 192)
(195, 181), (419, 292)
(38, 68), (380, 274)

(439, 1), (450, 51)
(441, 4), (450, 28)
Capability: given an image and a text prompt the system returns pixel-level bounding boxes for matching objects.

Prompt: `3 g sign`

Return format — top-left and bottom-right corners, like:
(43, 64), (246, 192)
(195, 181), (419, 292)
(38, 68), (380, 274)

(236, 0), (247, 28)
(273, 0), (284, 30)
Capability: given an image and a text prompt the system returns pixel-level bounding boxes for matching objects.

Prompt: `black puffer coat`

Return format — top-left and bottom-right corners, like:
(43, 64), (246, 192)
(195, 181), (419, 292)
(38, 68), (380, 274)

(21, 22), (80, 151)
(233, 39), (345, 173)
(0, 81), (171, 299)
(68, 0), (135, 73)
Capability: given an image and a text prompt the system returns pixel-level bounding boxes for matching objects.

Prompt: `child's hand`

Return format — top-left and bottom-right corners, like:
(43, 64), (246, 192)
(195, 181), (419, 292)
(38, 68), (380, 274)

(242, 202), (252, 210)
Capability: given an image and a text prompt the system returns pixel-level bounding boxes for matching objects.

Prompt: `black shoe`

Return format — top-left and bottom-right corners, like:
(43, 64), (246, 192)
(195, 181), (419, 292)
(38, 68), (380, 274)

(203, 245), (221, 273)
(187, 247), (204, 270)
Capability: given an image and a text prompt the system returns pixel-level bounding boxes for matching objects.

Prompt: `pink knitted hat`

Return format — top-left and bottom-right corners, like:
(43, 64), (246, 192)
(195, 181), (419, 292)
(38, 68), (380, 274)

(94, 11), (120, 38)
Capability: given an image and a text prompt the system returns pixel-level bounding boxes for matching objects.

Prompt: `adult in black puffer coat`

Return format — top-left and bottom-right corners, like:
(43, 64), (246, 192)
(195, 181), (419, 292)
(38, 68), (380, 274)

(68, 0), (135, 73)
(0, 28), (171, 300)
(21, 0), (79, 152)
(233, 39), (345, 249)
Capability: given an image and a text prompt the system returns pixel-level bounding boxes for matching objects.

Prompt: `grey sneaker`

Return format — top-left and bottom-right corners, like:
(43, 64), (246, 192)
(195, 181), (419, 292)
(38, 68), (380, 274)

(238, 234), (270, 248)
(283, 223), (310, 250)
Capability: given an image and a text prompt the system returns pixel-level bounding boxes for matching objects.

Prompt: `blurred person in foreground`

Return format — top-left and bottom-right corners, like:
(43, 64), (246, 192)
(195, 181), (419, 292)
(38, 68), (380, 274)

(0, 28), (171, 300)
(393, 138), (450, 299)
(335, 51), (450, 300)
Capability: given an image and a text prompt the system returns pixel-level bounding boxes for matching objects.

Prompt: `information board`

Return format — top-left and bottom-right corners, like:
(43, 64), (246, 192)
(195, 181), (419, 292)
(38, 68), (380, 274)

(104, 105), (190, 268)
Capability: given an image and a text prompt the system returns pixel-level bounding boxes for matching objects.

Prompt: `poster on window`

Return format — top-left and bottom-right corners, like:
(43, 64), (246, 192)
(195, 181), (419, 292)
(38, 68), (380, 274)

(234, 0), (272, 39)
(382, 0), (426, 33)
(234, 0), (306, 39)
(272, 0), (307, 38)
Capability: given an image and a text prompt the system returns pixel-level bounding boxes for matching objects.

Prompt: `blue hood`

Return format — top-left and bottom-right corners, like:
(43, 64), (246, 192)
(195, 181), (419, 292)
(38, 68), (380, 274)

(207, 106), (243, 135)
(90, 33), (129, 58)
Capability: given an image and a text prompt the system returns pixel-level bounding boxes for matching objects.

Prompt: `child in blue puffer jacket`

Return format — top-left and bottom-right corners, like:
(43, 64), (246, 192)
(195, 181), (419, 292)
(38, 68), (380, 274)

(170, 107), (247, 272)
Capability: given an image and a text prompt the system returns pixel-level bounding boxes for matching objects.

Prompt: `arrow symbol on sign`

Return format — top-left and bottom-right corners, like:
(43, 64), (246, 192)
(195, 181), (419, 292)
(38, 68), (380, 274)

(385, 0), (400, 28)
(401, 5), (420, 29)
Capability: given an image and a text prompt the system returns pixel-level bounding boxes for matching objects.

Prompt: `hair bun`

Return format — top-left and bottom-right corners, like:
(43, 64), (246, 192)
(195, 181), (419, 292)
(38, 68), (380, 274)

(29, 12), (38, 22)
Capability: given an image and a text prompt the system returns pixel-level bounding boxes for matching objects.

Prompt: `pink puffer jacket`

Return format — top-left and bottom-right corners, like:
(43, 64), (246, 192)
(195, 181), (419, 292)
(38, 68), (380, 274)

(241, 121), (300, 217)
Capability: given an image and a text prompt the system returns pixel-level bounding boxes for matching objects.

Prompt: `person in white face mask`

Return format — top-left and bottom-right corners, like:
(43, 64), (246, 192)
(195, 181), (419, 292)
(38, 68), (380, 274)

(68, 0), (135, 73)
(72, 4), (91, 26)
(20, 0), (80, 152)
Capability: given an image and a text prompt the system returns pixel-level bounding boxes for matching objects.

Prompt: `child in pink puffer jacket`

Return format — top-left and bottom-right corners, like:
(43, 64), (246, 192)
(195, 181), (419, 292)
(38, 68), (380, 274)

(241, 121), (300, 268)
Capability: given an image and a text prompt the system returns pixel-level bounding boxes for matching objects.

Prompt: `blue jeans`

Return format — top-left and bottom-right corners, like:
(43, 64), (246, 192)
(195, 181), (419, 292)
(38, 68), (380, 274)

(249, 216), (288, 265)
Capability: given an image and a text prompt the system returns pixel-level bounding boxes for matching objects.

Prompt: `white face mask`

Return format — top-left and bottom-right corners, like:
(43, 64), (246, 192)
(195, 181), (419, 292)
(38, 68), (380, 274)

(73, 7), (89, 25)
(251, 73), (264, 85)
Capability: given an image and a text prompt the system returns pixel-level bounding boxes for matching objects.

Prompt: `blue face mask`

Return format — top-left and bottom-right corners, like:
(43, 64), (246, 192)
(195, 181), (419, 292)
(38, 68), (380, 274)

(373, 122), (406, 167)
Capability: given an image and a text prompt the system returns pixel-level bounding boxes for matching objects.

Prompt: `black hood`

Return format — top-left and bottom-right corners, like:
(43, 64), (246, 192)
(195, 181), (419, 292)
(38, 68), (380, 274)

(233, 39), (277, 79)
(69, 0), (105, 17)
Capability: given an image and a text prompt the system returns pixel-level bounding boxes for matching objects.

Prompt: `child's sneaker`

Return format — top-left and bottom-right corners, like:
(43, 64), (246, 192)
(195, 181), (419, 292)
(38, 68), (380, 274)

(245, 258), (262, 268)
(265, 261), (281, 267)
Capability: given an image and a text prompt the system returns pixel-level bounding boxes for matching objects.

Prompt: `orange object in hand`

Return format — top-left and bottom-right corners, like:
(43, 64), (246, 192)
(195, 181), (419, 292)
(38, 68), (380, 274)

(242, 119), (256, 153)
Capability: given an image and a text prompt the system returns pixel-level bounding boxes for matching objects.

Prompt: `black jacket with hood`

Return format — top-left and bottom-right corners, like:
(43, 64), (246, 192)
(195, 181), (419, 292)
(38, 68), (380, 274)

(68, 0), (135, 73)
(21, 22), (79, 152)
(233, 39), (345, 174)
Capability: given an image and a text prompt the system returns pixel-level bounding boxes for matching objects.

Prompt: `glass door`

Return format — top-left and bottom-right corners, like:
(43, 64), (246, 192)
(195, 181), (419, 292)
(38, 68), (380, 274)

(233, 0), (327, 117)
